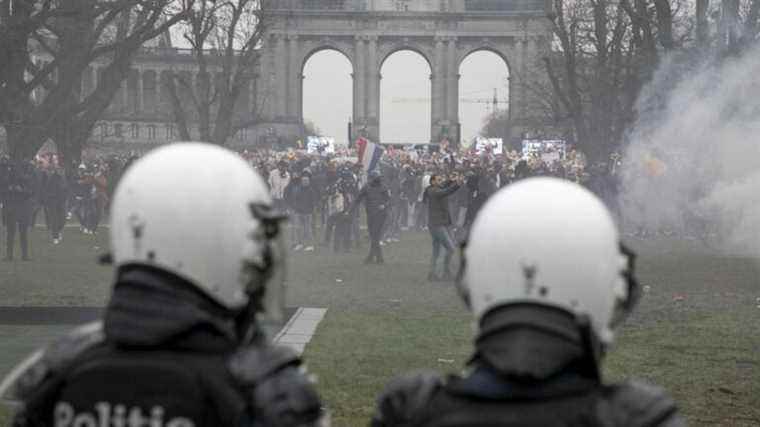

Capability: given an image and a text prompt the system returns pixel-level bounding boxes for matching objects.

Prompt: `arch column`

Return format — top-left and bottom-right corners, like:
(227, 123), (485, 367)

(275, 34), (287, 119)
(444, 37), (460, 144)
(431, 36), (446, 144)
(287, 34), (300, 121)
(352, 35), (367, 138)
(298, 72), (305, 128)
(259, 36), (276, 121)
(509, 36), (527, 136)
(366, 35), (380, 141)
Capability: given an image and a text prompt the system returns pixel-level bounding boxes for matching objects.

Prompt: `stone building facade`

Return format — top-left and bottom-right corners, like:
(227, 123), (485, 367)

(2, 0), (553, 153)
(257, 0), (553, 145)
(83, 46), (257, 152)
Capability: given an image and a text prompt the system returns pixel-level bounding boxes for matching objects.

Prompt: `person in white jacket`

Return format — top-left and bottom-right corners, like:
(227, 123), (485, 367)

(268, 160), (290, 210)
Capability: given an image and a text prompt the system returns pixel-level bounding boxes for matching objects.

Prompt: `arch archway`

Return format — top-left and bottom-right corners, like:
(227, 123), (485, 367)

(378, 45), (434, 73)
(458, 50), (510, 147)
(302, 49), (354, 146)
(380, 50), (432, 144)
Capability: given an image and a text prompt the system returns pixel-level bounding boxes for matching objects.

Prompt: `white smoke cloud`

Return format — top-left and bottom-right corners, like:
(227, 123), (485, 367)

(619, 46), (760, 256)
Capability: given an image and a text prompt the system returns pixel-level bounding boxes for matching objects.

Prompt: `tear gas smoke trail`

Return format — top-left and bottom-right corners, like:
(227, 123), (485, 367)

(619, 46), (760, 256)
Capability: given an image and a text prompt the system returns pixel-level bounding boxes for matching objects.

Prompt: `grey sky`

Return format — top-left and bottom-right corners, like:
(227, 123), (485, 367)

(303, 50), (509, 145)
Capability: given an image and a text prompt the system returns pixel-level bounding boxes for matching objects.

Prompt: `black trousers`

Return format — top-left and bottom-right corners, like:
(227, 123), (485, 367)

(3, 204), (31, 259)
(334, 216), (352, 253)
(366, 213), (386, 262)
(323, 214), (337, 245)
(44, 199), (67, 239)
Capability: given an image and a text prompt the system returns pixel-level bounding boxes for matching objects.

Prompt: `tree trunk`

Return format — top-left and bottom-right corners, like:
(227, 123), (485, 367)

(6, 127), (44, 162)
(696, 0), (710, 47)
(164, 74), (193, 141)
(745, 0), (760, 45)
(57, 131), (83, 177)
(653, 0), (674, 50)
(721, 0), (741, 51)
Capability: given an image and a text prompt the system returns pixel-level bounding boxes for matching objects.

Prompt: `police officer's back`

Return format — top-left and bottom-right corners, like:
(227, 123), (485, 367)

(372, 178), (685, 427)
(2, 144), (323, 427)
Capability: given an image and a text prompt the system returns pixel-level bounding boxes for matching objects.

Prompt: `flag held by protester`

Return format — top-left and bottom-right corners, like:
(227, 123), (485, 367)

(356, 137), (384, 173)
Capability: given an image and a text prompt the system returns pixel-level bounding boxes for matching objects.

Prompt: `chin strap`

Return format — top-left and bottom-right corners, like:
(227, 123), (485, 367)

(454, 239), (471, 309)
(237, 203), (288, 344)
(576, 314), (603, 381)
(612, 242), (642, 328)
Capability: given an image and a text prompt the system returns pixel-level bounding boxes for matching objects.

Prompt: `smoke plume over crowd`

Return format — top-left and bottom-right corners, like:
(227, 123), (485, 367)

(620, 46), (760, 256)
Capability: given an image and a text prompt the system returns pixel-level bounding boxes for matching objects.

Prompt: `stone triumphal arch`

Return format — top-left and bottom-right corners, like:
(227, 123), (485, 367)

(256, 0), (553, 144)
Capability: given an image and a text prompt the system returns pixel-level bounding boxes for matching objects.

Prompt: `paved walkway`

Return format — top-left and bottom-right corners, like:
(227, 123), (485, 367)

(0, 307), (103, 325)
(0, 306), (298, 327)
(273, 307), (327, 355)
(0, 306), (326, 369)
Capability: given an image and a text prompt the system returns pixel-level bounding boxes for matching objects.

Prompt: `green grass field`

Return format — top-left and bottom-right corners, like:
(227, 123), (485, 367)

(1, 228), (759, 426)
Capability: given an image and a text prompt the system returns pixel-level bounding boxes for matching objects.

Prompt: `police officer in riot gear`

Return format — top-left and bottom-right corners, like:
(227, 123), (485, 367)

(372, 177), (685, 427)
(1, 144), (324, 427)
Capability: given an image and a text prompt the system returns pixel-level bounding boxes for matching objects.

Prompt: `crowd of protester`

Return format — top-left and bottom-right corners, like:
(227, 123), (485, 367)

(0, 143), (621, 261)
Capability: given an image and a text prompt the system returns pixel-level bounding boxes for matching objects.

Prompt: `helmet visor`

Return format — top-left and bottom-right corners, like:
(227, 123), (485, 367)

(257, 231), (287, 325)
(611, 243), (642, 328)
(238, 204), (288, 342)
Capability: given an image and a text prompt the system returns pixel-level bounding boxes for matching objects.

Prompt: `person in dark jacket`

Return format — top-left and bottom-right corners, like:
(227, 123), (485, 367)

(40, 164), (68, 244)
(399, 164), (417, 230)
(382, 163), (402, 242)
(0, 157), (9, 250)
(355, 169), (390, 264)
(285, 174), (317, 251)
(3, 161), (35, 261)
(463, 167), (498, 235)
(2, 144), (324, 427)
(336, 173), (357, 252)
(423, 172), (462, 281)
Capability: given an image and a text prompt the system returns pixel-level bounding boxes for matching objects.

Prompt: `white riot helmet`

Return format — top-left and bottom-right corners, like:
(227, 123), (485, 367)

(459, 177), (640, 345)
(110, 143), (286, 321)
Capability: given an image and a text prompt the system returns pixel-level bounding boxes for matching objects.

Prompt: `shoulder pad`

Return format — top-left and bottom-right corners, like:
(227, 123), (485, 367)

(0, 322), (104, 403)
(228, 344), (301, 387)
(598, 380), (686, 427)
(251, 365), (323, 427)
(228, 345), (322, 426)
(372, 370), (444, 427)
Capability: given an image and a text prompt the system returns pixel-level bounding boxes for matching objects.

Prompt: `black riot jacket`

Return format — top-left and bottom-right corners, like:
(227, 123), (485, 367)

(104, 266), (242, 352)
(12, 267), (323, 427)
(372, 305), (686, 427)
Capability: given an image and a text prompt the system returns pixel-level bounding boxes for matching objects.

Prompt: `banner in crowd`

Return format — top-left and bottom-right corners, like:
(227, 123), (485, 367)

(356, 137), (384, 172)
(474, 137), (504, 155)
(522, 139), (566, 163)
(306, 136), (336, 156)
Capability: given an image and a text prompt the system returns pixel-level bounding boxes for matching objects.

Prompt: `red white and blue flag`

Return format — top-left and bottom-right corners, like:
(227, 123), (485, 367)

(356, 137), (384, 173)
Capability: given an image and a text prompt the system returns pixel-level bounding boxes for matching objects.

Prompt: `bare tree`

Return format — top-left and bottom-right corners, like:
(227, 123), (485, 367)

(539, 0), (709, 159)
(543, 0), (639, 159)
(694, 0), (759, 53)
(736, 0), (760, 50)
(0, 0), (192, 166)
(164, 0), (271, 146)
